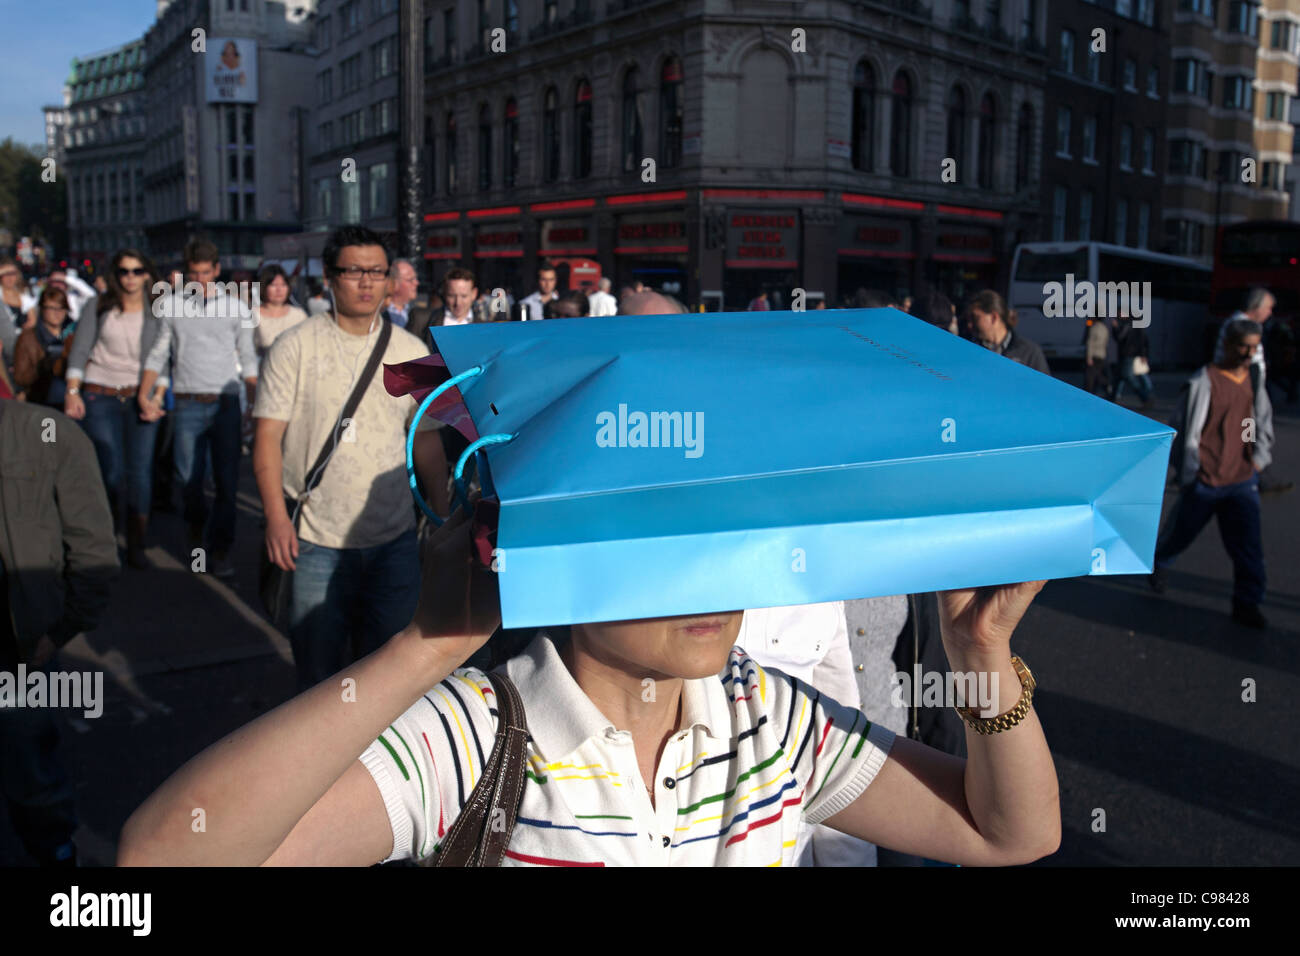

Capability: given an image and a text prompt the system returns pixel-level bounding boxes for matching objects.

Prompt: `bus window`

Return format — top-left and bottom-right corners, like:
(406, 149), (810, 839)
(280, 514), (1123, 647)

(1013, 248), (1089, 282)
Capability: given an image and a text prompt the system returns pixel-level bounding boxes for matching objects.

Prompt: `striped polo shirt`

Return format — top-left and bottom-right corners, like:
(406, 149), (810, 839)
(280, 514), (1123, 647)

(360, 632), (895, 866)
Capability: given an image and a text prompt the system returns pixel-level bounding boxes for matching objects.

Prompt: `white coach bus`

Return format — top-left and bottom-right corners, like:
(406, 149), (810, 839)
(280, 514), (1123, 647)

(1008, 241), (1212, 367)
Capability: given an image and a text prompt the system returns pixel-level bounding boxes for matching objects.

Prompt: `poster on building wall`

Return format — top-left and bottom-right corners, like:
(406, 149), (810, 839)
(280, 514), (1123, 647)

(206, 38), (258, 103)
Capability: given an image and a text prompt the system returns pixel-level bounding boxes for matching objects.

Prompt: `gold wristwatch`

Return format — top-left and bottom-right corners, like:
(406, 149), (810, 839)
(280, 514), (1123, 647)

(954, 656), (1036, 735)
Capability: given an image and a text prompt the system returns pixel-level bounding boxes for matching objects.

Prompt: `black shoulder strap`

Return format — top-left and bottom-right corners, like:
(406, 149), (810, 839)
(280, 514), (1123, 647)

(292, 318), (392, 522)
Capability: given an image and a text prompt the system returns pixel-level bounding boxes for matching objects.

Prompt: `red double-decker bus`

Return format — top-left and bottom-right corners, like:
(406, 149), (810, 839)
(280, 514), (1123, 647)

(1212, 220), (1300, 320)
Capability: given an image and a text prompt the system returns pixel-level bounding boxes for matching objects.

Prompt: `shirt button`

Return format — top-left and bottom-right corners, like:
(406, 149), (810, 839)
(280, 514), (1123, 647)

(856, 628), (865, 636)
(856, 664), (864, 671)
(662, 836), (670, 848)
(663, 777), (676, 789)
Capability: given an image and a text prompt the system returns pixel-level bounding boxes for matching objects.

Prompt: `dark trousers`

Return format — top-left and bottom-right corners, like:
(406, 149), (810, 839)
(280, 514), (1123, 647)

(1155, 474), (1266, 606)
(82, 391), (159, 518)
(171, 394), (241, 554)
(1085, 360), (1109, 396)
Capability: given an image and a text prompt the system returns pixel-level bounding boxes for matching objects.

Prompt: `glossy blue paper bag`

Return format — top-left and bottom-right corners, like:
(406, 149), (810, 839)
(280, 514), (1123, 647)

(388, 309), (1174, 628)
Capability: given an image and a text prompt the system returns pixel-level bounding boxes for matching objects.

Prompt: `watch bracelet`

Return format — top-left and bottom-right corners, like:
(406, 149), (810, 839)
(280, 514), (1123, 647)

(955, 656), (1034, 735)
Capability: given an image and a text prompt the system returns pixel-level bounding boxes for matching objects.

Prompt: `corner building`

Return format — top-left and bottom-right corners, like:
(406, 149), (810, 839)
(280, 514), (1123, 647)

(419, 0), (1048, 309)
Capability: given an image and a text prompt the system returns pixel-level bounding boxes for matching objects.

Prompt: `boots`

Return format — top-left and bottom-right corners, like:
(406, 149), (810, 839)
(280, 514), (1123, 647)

(126, 513), (150, 570)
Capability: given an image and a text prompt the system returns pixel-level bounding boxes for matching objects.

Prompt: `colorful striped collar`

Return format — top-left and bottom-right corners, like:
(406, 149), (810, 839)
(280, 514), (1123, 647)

(500, 632), (730, 762)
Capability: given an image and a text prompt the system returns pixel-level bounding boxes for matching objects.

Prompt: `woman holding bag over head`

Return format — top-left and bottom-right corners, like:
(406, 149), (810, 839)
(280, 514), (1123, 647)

(118, 487), (1060, 866)
(63, 250), (166, 569)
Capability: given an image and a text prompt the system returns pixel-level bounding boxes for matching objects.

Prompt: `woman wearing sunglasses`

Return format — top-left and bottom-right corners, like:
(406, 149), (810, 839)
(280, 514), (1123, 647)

(63, 250), (165, 569)
(118, 499), (1060, 867)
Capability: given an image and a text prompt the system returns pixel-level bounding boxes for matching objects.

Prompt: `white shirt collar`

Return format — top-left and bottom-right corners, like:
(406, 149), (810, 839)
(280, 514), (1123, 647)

(442, 309), (472, 326)
(502, 632), (730, 762)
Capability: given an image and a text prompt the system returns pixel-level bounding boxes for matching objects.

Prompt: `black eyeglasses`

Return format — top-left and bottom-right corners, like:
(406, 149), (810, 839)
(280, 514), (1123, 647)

(331, 266), (391, 282)
(118, 267), (148, 277)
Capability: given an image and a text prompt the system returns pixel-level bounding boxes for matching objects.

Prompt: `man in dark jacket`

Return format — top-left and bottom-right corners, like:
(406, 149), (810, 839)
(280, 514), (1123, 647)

(0, 398), (119, 864)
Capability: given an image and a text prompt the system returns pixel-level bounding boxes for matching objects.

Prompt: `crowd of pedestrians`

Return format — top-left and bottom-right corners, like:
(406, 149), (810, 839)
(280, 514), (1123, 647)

(0, 229), (1292, 867)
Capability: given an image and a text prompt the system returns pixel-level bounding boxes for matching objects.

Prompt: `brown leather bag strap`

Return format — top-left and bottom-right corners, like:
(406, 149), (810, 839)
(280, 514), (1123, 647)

(430, 671), (528, 867)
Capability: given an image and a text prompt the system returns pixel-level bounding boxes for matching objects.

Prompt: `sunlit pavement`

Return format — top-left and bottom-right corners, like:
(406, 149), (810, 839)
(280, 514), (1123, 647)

(1, 367), (1297, 866)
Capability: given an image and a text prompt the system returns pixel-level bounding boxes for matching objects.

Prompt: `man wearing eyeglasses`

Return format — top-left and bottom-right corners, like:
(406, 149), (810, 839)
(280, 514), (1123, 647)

(252, 226), (449, 690)
(137, 239), (257, 580)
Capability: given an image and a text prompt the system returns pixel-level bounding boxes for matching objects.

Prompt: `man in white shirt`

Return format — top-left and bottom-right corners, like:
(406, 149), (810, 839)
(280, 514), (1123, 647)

(588, 277), (618, 317)
(520, 261), (559, 321)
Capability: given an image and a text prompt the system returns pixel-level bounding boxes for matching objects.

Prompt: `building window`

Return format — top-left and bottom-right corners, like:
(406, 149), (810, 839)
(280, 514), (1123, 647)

(341, 54), (363, 95)
(1168, 139), (1208, 178)
(1173, 58), (1211, 99)
(544, 0), (558, 25)
(1051, 186), (1067, 241)
(1082, 115), (1097, 161)
(1015, 103), (1034, 187)
(977, 93), (995, 188)
(369, 162), (390, 216)
(660, 57), (683, 169)
(1165, 219), (1203, 257)
(1146, 65), (1159, 98)
(339, 0), (362, 37)
(851, 60), (874, 172)
(1141, 129), (1154, 172)
(1226, 1), (1259, 36)
(1270, 19), (1294, 52)
(1021, 0), (1037, 41)
(622, 67), (643, 173)
(1265, 91), (1288, 120)
(444, 7), (456, 57)
(506, 1), (519, 35)
(504, 98), (519, 187)
(342, 178), (361, 223)
(1119, 124), (1133, 169)
(478, 104), (493, 190)
(371, 37), (397, 80)
(574, 79), (593, 178)
(1059, 29), (1075, 73)
(987, 0), (1002, 29)
(316, 13), (331, 49)
(1055, 106), (1071, 156)
(446, 111), (457, 193)
(478, 0), (490, 53)
(1137, 202), (1150, 248)
(890, 71), (912, 177)
(1136, 0), (1155, 25)
(1262, 161), (1285, 189)
(1078, 190), (1093, 240)
(1179, 0), (1214, 16)
(1115, 199), (1129, 246)
(946, 86), (966, 175)
(1086, 46), (1101, 83)
(1222, 75), (1252, 111)
(424, 16), (436, 63)
(542, 87), (559, 182)
(1123, 59), (1137, 91)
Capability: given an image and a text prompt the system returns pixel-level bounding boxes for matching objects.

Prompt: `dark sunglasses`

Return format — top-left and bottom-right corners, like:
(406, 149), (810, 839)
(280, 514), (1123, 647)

(118, 267), (149, 277)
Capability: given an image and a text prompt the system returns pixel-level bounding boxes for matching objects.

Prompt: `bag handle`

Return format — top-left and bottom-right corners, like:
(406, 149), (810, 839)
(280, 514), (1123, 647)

(430, 671), (529, 867)
(289, 318), (392, 525)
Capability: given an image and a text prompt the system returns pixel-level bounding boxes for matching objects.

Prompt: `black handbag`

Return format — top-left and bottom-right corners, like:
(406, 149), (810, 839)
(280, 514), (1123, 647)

(259, 319), (392, 624)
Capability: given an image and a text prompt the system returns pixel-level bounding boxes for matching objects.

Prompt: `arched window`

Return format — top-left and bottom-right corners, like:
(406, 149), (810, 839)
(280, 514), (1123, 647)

(890, 71), (912, 177)
(946, 85), (966, 178)
(660, 56), (683, 168)
(622, 66), (643, 173)
(446, 111), (457, 194)
(574, 79), (593, 179)
(851, 60), (874, 171)
(1015, 102), (1034, 188)
(542, 86), (559, 182)
(477, 104), (492, 191)
(503, 98), (519, 188)
(978, 93), (996, 188)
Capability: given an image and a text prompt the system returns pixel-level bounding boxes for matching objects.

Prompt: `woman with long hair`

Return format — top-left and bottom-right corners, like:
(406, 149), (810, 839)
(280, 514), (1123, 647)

(12, 285), (75, 406)
(252, 264), (309, 357)
(63, 249), (166, 569)
(966, 289), (1051, 375)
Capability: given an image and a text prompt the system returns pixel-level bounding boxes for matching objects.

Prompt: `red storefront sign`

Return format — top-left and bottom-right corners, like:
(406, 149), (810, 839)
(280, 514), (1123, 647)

(725, 209), (800, 269)
(474, 225), (523, 258)
(614, 213), (688, 255)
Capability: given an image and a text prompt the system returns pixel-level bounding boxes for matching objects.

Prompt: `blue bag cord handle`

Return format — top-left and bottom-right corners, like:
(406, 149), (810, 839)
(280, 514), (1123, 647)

(406, 365), (484, 526)
(452, 433), (518, 512)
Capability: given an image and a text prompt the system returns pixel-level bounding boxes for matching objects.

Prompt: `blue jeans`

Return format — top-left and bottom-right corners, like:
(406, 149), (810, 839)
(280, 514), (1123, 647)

(1155, 474), (1266, 606)
(287, 528), (421, 691)
(1113, 357), (1153, 403)
(171, 394), (241, 554)
(82, 391), (159, 517)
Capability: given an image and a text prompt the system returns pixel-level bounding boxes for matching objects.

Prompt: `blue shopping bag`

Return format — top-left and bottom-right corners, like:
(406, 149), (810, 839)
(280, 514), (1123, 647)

(386, 309), (1174, 628)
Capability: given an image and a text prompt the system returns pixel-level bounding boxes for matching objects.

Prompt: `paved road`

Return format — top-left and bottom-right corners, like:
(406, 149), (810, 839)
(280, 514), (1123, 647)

(2, 370), (1297, 866)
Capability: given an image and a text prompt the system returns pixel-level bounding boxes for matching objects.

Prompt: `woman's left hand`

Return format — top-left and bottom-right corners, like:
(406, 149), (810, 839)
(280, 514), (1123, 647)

(937, 580), (1047, 658)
